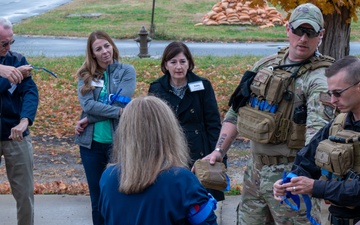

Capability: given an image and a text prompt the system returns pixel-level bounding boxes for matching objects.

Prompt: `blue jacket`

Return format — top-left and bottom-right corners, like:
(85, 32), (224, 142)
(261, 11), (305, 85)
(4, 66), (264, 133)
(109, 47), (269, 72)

(99, 165), (218, 225)
(291, 112), (360, 218)
(0, 51), (39, 140)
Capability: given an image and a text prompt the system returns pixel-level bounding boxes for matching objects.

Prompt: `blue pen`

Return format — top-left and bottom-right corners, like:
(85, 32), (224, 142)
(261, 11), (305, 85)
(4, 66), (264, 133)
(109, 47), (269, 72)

(109, 88), (122, 105)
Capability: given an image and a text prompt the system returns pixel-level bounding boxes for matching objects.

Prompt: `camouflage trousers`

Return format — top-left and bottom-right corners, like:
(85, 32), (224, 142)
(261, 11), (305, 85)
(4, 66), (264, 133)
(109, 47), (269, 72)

(236, 156), (321, 225)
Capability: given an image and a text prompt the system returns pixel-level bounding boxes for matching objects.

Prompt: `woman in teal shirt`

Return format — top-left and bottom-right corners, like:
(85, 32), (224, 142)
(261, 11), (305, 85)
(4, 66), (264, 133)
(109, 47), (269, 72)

(74, 30), (136, 225)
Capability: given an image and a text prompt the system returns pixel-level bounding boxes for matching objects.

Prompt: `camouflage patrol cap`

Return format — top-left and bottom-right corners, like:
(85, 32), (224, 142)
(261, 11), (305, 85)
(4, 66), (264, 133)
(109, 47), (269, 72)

(289, 3), (324, 32)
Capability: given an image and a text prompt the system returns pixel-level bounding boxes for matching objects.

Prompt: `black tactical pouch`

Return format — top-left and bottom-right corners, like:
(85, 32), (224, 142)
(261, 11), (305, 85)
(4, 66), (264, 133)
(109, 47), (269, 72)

(228, 70), (257, 112)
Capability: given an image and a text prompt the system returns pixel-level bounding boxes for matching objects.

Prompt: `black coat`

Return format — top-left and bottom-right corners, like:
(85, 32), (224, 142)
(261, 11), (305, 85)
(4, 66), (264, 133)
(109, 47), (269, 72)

(149, 71), (221, 163)
(148, 71), (225, 201)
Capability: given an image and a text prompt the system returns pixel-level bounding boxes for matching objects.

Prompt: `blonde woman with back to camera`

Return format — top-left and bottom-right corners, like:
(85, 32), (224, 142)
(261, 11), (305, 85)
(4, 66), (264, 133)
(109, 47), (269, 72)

(99, 96), (218, 225)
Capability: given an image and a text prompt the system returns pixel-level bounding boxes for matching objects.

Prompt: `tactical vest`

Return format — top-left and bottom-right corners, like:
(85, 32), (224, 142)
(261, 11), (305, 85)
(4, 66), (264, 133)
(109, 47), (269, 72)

(315, 113), (360, 177)
(237, 47), (334, 149)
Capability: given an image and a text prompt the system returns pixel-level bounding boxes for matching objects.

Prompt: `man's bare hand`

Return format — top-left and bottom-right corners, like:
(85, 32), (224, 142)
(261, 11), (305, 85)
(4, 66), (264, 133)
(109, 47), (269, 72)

(273, 176), (315, 201)
(17, 65), (33, 78)
(203, 150), (223, 165)
(273, 179), (286, 201)
(191, 150), (223, 173)
(0, 64), (24, 84)
(9, 118), (29, 142)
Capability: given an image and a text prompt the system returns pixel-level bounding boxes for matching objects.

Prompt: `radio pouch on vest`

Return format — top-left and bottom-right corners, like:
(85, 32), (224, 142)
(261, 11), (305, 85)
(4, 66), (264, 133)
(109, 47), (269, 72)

(315, 113), (360, 177)
(315, 132), (354, 176)
(315, 113), (360, 176)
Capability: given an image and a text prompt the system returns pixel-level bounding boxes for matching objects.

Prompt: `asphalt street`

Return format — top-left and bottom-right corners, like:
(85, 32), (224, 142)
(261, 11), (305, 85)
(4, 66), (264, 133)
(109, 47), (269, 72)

(11, 35), (292, 58)
(9, 35), (360, 58)
(2, 0), (73, 24)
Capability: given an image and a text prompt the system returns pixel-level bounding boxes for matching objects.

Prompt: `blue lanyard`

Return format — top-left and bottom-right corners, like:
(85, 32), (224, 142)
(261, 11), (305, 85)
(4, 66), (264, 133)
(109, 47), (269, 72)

(281, 172), (320, 225)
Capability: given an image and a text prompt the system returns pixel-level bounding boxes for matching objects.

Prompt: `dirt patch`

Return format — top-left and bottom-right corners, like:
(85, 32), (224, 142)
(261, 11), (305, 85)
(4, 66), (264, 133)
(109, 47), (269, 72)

(0, 135), (249, 194)
(31, 135), (86, 184)
(227, 139), (250, 185)
(0, 135), (88, 194)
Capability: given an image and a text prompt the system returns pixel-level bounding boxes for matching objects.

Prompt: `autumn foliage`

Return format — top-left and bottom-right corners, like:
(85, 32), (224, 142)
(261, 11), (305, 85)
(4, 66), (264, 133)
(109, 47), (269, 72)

(0, 56), (258, 194)
(245, 0), (359, 23)
(27, 56), (259, 139)
(0, 181), (88, 195)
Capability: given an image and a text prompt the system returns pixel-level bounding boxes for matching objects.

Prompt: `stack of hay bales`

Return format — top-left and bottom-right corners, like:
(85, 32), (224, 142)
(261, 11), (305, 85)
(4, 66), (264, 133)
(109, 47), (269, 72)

(199, 0), (285, 28)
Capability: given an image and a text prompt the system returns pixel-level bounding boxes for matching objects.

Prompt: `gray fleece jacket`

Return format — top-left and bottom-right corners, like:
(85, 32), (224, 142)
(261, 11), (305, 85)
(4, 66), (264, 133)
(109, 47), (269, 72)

(75, 61), (136, 149)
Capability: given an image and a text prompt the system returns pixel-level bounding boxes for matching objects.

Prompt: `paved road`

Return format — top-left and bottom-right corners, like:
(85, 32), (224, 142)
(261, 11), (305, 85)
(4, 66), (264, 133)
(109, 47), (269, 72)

(11, 35), (292, 58)
(11, 35), (360, 58)
(2, 0), (73, 24)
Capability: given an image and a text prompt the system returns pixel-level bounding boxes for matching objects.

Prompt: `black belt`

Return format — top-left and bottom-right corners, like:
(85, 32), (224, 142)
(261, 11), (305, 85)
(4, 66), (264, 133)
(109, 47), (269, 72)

(331, 214), (360, 225)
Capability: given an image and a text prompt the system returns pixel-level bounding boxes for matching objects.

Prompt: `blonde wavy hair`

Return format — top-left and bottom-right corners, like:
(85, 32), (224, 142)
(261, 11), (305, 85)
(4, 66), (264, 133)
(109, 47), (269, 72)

(113, 96), (190, 194)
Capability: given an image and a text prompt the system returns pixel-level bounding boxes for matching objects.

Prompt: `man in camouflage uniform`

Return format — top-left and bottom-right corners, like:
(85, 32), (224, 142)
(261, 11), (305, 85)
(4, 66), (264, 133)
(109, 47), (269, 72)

(203, 3), (334, 224)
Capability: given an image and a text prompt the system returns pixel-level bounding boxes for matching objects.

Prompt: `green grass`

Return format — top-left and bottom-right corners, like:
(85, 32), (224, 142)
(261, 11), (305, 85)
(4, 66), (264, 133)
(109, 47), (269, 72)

(225, 188), (241, 196)
(12, 0), (360, 42)
(12, 0), (290, 42)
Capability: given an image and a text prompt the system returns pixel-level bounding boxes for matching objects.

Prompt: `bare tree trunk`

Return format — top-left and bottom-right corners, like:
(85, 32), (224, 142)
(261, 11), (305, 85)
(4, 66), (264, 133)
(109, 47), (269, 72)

(319, 6), (351, 60)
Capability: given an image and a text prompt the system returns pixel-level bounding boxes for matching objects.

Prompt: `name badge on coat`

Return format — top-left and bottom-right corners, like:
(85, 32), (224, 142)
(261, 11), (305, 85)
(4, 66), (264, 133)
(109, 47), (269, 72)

(91, 79), (104, 88)
(188, 81), (204, 92)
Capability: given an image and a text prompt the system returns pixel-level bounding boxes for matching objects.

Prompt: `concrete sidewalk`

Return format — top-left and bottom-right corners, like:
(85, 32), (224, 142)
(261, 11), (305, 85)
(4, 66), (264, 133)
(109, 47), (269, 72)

(0, 194), (241, 225)
(217, 195), (241, 225)
(0, 195), (92, 225)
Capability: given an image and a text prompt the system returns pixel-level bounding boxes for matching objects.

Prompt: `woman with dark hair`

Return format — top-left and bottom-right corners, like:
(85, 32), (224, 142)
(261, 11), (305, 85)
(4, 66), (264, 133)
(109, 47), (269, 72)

(99, 96), (217, 224)
(74, 30), (136, 225)
(148, 41), (226, 201)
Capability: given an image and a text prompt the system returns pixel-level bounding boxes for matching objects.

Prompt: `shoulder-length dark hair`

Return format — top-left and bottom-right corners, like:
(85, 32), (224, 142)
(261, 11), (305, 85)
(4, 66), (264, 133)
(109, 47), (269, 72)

(77, 30), (119, 95)
(160, 41), (195, 74)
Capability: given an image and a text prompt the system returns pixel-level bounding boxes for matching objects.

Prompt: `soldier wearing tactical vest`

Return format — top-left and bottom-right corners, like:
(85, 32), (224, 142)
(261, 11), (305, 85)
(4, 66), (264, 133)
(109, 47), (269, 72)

(274, 55), (360, 224)
(201, 3), (335, 225)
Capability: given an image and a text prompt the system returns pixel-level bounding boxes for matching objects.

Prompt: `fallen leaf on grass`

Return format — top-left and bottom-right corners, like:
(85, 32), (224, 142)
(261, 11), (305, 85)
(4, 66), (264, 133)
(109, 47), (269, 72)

(0, 181), (89, 195)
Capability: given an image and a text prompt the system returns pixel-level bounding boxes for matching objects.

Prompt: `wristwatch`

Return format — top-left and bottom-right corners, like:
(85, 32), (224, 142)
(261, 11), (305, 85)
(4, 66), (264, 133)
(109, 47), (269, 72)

(214, 147), (225, 157)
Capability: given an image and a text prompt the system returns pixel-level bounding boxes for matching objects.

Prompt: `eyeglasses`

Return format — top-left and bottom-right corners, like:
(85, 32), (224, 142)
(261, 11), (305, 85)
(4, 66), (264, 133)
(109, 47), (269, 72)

(1, 39), (15, 48)
(327, 81), (360, 97)
(289, 24), (320, 38)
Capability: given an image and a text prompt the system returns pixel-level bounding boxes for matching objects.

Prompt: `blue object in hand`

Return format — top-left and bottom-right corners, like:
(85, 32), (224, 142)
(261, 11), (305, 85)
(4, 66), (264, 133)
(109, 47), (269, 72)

(109, 88), (131, 107)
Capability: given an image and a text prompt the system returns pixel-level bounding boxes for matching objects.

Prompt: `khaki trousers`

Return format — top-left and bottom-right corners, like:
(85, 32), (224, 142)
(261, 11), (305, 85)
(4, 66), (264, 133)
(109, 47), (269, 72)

(0, 136), (34, 225)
